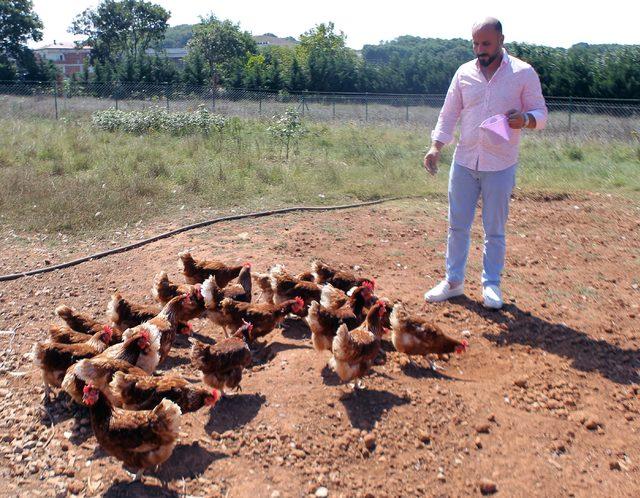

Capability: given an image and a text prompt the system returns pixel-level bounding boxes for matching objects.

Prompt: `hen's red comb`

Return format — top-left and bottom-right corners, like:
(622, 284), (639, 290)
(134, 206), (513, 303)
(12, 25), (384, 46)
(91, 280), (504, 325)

(295, 296), (304, 305)
(139, 328), (150, 341)
(243, 262), (252, 268)
(362, 281), (374, 291)
(455, 340), (469, 354)
(82, 384), (94, 394)
(103, 324), (113, 334)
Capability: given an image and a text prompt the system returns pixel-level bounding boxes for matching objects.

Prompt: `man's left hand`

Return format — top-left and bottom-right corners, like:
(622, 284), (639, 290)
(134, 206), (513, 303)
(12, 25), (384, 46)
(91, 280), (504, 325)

(506, 109), (526, 129)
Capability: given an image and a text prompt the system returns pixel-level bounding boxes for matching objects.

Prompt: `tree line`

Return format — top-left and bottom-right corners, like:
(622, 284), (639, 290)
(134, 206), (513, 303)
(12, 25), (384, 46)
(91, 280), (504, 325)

(1, 0), (639, 98)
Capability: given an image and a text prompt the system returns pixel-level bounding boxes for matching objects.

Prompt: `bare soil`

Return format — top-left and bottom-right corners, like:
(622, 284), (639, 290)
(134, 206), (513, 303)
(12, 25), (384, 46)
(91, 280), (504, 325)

(0, 194), (639, 498)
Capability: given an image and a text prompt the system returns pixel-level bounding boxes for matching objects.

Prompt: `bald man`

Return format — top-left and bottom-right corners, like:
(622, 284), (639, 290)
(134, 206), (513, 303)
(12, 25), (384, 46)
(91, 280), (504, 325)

(423, 18), (547, 309)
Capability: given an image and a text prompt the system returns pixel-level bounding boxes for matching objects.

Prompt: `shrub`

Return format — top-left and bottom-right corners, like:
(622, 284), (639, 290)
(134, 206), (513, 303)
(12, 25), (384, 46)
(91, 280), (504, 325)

(91, 105), (226, 136)
(268, 107), (307, 160)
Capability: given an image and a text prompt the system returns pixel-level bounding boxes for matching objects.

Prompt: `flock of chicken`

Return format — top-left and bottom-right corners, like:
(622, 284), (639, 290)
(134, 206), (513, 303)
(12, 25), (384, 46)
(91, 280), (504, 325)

(31, 251), (468, 481)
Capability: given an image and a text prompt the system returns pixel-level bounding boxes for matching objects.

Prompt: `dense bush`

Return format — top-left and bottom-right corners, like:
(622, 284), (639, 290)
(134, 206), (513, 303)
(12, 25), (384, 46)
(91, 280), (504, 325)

(91, 105), (226, 135)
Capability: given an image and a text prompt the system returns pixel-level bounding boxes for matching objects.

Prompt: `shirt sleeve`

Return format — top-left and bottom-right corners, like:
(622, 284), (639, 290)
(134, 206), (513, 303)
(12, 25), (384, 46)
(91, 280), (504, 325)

(431, 69), (463, 144)
(522, 67), (548, 130)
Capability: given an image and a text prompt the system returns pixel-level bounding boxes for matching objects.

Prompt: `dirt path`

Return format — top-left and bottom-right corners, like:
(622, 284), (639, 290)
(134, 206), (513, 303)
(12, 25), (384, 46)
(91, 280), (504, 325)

(1, 194), (639, 497)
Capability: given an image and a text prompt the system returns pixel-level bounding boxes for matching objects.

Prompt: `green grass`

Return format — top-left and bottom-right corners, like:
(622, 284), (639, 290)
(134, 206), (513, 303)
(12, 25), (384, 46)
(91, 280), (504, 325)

(0, 115), (638, 234)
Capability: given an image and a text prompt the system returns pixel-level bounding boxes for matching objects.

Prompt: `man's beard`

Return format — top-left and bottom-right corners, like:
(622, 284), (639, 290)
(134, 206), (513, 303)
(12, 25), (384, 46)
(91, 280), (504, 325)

(477, 51), (500, 67)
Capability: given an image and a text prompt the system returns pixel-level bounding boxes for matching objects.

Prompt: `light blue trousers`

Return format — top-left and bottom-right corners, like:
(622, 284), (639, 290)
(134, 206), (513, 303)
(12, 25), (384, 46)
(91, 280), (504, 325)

(445, 161), (517, 287)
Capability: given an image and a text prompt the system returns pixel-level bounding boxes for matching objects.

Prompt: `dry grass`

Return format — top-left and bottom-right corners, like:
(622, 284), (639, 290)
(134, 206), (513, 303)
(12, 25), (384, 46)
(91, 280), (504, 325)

(0, 115), (638, 235)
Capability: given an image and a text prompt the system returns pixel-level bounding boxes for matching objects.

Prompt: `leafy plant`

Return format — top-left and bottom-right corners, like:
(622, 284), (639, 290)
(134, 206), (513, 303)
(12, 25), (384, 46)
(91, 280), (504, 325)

(91, 105), (225, 135)
(268, 107), (307, 160)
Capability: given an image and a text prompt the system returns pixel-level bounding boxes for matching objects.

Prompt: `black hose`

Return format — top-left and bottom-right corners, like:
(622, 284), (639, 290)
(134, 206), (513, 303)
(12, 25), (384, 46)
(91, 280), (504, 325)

(0, 196), (417, 283)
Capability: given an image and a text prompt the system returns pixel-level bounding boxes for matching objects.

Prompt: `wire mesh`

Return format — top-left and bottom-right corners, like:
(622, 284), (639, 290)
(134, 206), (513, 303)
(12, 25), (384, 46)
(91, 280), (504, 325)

(2, 81), (638, 140)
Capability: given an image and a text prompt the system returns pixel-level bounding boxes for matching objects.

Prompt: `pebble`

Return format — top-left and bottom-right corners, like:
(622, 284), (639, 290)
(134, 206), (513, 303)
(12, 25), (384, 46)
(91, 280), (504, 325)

(363, 434), (376, 451)
(479, 478), (498, 495)
(417, 430), (431, 444)
(514, 378), (528, 389)
(67, 479), (85, 494)
(609, 461), (622, 471)
(585, 418), (602, 431)
(315, 486), (329, 497)
(475, 424), (491, 434)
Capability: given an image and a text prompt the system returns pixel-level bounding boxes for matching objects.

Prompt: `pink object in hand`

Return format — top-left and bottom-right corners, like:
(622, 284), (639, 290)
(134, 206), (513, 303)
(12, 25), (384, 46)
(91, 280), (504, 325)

(479, 114), (513, 144)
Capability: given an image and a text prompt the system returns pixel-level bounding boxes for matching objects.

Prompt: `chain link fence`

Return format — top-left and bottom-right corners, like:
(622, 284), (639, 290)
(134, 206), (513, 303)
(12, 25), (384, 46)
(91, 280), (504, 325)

(1, 81), (639, 140)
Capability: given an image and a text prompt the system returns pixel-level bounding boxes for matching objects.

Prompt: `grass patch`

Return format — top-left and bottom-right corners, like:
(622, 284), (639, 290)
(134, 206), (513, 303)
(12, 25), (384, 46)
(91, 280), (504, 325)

(0, 115), (638, 235)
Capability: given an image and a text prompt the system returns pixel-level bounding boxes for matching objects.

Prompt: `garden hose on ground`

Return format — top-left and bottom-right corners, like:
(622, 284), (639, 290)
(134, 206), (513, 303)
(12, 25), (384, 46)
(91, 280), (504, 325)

(0, 195), (428, 282)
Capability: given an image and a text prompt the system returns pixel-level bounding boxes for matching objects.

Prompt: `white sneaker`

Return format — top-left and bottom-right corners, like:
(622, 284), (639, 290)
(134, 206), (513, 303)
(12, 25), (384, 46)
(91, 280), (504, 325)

(482, 285), (503, 309)
(424, 280), (464, 303)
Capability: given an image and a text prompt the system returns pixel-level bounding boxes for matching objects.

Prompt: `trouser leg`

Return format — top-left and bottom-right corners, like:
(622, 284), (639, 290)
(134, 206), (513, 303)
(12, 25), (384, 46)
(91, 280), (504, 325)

(445, 162), (481, 284)
(480, 164), (517, 287)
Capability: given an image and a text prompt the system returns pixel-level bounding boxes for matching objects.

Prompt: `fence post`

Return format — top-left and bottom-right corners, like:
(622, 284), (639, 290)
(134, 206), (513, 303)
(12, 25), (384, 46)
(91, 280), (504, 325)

(406, 102), (409, 122)
(332, 99), (336, 119)
(568, 96), (573, 131)
(364, 92), (368, 122)
(211, 84), (216, 111)
(53, 80), (59, 120)
(259, 93), (262, 116)
(114, 82), (119, 110)
(165, 82), (170, 110)
(301, 93), (305, 117)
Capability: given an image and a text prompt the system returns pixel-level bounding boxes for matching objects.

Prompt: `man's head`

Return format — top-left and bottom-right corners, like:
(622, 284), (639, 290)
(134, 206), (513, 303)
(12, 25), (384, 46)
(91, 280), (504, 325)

(472, 17), (504, 68)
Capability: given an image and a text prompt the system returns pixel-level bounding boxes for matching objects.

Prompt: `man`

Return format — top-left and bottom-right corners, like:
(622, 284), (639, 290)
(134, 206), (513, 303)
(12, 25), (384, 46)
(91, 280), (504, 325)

(423, 18), (547, 309)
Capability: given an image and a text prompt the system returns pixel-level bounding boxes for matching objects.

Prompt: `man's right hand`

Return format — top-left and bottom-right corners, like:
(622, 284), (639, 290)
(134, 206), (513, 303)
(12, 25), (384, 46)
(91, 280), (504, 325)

(423, 147), (440, 176)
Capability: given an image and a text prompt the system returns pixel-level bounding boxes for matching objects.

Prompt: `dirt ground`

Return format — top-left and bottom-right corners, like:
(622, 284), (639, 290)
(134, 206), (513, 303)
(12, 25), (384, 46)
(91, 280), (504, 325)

(0, 193), (639, 498)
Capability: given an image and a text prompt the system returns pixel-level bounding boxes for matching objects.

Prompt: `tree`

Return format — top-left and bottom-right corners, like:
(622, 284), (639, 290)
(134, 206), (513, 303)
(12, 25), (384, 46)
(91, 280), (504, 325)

(287, 57), (307, 91)
(187, 13), (256, 84)
(0, 56), (16, 80)
(0, 0), (45, 81)
(150, 54), (177, 83)
(0, 0), (43, 59)
(593, 47), (640, 99)
(14, 49), (57, 81)
(297, 22), (359, 91)
(70, 0), (170, 63)
(161, 24), (193, 48)
(182, 50), (207, 85)
(244, 53), (266, 89)
(265, 56), (283, 91)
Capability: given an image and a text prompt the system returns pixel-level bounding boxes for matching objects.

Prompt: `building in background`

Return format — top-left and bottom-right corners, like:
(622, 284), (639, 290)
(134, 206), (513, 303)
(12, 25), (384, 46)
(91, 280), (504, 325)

(33, 32), (298, 79)
(254, 34), (298, 48)
(145, 47), (189, 69)
(33, 42), (91, 77)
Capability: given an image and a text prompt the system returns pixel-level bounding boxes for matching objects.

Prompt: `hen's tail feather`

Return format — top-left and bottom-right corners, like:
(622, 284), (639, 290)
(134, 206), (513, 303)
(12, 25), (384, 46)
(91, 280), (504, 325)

(153, 398), (182, 436)
(152, 271), (169, 302)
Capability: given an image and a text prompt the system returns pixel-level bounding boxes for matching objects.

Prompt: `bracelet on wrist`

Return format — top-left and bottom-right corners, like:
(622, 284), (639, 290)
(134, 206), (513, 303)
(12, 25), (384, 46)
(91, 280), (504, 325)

(523, 113), (530, 128)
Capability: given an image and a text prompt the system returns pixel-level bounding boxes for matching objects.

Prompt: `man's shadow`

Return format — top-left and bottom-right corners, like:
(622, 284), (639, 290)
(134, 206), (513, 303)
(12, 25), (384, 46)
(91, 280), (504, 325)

(452, 295), (639, 385)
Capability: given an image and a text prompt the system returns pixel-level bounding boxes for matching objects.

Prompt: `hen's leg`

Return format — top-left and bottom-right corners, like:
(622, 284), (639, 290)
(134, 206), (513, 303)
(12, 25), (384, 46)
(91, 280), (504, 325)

(428, 359), (443, 371)
(41, 374), (53, 403)
(125, 469), (144, 481)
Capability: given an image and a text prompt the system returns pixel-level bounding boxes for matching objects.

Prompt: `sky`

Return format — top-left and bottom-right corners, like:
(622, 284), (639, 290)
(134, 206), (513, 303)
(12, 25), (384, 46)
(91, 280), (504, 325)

(30, 0), (640, 50)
